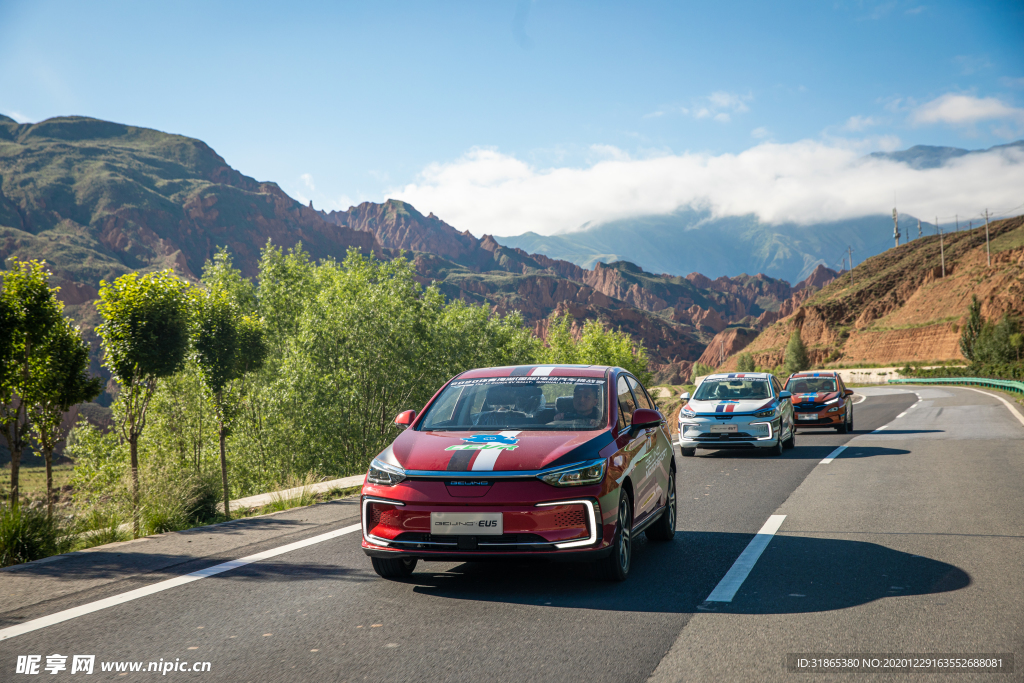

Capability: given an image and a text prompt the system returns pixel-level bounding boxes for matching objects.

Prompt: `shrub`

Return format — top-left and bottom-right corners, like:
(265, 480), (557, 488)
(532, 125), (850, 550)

(0, 504), (76, 567)
(736, 352), (755, 372)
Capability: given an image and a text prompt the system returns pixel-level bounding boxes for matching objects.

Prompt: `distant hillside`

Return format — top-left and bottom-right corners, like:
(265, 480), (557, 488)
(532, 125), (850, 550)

(497, 209), (907, 284)
(721, 214), (1024, 370)
(868, 140), (1024, 170)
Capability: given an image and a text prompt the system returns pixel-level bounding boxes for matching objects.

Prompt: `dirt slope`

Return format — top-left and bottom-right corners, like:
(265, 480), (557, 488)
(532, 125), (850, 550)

(731, 215), (1024, 370)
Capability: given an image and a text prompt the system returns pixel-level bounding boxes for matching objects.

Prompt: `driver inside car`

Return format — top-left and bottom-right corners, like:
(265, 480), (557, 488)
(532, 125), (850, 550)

(554, 384), (602, 425)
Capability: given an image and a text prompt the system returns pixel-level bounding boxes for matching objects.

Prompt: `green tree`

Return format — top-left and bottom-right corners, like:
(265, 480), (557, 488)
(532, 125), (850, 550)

(959, 295), (983, 361)
(974, 314), (1022, 365)
(0, 260), (63, 505)
(95, 270), (192, 536)
(736, 352), (755, 372)
(192, 289), (268, 519)
(28, 318), (103, 516)
(783, 329), (810, 376)
(544, 314), (651, 384)
(691, 362), (715, 383)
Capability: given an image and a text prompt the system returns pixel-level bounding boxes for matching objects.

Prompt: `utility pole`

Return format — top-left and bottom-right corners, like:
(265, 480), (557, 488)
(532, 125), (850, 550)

(892, 207), (900, 247)
(984, 209), (991, 266)
(937, 216), (945, 278)
(847, 246), (854, 284)
(917, 219), (922, 239)
(720, 340), (724, 366)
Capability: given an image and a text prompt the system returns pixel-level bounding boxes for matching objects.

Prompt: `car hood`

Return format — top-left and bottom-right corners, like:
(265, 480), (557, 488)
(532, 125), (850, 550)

(790, 391), (840, 404)
(380, 429), (614, 473)
(686, 398), (775, 415)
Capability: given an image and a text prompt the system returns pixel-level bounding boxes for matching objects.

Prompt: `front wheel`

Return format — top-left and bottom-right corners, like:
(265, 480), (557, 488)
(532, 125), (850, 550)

(680, 447), (696, 457)
(836, 407), (851, 433)
(647, 469), (676, 542)
(783, 427), (796, 449)
(594, 492), (633, 581)
(371, 556), (417, 579)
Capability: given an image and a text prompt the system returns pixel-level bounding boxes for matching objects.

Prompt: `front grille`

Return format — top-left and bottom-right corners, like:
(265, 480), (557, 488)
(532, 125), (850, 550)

(794, 403), (823, 412)
(391, 532), (555, 551)
(370, 505), (400, 527)
(693, 432), (757, 440)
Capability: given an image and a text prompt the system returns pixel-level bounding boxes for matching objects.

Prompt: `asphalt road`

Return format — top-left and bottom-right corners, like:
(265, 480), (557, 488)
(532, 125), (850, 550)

(1, 387), (1021, 682)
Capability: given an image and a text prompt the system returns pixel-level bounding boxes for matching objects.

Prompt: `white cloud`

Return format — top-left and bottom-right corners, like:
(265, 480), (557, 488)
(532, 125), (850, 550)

(300, 173), (316, 191)
(4, 110), (33, 123)
(388, 141), (1024, 237)
(911, 93), (1024, 125)
(843, 115), (880, 132)
(649, 91), (751, 124)
(1000, 76), (1024, 89)
(751, 127), (770, 139)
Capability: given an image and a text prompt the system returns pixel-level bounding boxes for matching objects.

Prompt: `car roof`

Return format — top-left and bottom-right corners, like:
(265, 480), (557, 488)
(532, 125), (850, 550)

(788, 371), (840, 378)
(457, 364), (610, 380)
(705, 372), (772, 380)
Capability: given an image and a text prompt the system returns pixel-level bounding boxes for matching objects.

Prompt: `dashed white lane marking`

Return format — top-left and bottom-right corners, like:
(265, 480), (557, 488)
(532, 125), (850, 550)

(704, 515), (786, 603)
(819, 446), (846, 464)
(0, 523), (363, 642)
(896, 411), (908, 418)
(874, 425), (888, 432)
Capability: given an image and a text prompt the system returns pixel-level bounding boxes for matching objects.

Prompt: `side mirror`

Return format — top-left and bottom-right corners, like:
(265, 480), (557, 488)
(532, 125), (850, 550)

(631, 408), (663, 432)
(779, 391), (792, 400)
(394, 410), (416, 426)
(679, 392), (691, 400)
(844, 389), (854, 396)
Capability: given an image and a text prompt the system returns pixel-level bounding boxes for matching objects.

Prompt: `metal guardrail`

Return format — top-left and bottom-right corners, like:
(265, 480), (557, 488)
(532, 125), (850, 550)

(888, 377), (1024, 395)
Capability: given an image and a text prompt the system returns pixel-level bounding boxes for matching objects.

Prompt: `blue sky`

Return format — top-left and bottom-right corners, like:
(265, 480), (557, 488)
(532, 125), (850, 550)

(2, 0), (1022, 235)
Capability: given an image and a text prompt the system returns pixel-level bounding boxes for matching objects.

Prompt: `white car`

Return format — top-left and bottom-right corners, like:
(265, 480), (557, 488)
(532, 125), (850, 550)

(677, 372), (795, 457)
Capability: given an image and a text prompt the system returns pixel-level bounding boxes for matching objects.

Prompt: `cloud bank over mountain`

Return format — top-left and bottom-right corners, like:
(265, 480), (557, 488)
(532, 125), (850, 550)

(390, 139), (1024, 237)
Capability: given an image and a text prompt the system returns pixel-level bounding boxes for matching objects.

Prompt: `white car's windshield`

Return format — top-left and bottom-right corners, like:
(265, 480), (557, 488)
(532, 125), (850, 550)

(418, 377), (606, 431)
(787, 378), (838, 393)
(693, 378), (771, 401)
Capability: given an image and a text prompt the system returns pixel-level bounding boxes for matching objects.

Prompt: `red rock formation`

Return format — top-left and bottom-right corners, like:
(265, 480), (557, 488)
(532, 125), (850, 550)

(794, 264), (840, 291)
(695, 327), (762, 367)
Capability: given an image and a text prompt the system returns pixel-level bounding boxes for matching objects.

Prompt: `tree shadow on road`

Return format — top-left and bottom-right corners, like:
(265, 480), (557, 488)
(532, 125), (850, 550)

(404, 531), (970, 615)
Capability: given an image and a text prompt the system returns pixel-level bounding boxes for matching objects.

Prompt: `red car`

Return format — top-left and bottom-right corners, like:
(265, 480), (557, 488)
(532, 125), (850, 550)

(360, 364), (677, 581)
(784, 370), (855, 433)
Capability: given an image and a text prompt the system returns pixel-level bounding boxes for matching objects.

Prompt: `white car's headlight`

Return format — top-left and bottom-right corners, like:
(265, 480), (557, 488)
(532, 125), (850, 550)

(367, 458), (406, 486)
(539, 459), (606, 487)
(681, 404), (697, 418)
(754, 408), (776, 418)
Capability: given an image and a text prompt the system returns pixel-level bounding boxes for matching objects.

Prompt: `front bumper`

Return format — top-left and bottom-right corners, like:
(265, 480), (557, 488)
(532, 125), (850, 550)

(677, 415), (780, 449)
(360, 479), (613, 560)
(793, 405), (845, 427)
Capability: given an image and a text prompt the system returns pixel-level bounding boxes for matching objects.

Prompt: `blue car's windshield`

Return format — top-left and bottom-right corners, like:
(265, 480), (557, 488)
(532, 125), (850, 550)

(418, 377), (607, 431)
(693, 377), (771, 401)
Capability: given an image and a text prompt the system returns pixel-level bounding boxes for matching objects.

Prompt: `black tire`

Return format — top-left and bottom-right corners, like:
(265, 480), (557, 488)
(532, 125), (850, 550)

(767, 431), (784, 456)
(836, 407), (851, 433)
(783, 428), (796, 449)
(594, 492), (633, 581)
(647, 469), (676, 542)
(371, 556), (417, 579)
(680, 447), (696, 457)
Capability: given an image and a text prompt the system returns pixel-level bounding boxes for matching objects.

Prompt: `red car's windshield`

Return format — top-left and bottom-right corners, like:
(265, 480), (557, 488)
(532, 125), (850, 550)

(787, 378), (838, 393)
(418, 376), (607, 431)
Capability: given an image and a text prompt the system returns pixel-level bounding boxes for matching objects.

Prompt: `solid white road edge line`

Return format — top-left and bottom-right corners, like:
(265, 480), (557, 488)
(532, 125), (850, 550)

(704, 514), (786, 603)
(0, 523), (363, 642)
(819, 446), (847, 464)
(957, 386), (1024, 428)
(874, 425), (888, 432)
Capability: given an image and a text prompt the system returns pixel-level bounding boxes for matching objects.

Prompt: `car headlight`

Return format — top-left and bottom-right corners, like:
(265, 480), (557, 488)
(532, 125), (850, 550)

(681, 405), (696, 418)
(539, 459), (606, 487)
(367, 458), (406, 486)
(754, 408), (776, 418)
(824, 396), (839, 405)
